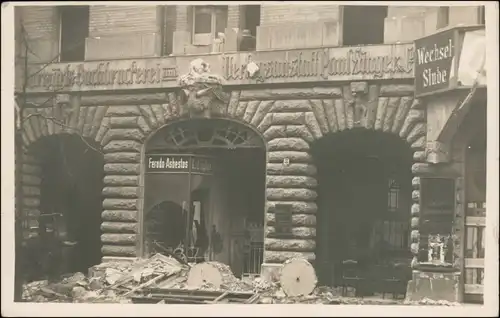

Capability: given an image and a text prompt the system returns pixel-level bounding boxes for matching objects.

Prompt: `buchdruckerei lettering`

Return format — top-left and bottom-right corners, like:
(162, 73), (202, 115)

(28, 62), (178, 90)
(223, 47), (414, 81)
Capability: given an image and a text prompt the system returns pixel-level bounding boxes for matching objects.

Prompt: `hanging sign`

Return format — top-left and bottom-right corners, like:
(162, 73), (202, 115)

(414, 25), (486, 98)
(414, 29), (456, 97)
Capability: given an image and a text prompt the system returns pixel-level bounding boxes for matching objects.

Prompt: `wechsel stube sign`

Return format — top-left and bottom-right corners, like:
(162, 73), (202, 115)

(146, 154), (212, 175)
(414, 29), (456, 97)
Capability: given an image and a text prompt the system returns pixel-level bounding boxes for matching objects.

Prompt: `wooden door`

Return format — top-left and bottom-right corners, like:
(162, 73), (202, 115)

(463, 138), (486, 302)
(464, 203), (486, 301)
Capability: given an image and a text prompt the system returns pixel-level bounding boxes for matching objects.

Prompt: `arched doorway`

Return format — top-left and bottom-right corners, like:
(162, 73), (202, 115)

(312, 129), (413, 296)
(27, 134), (104, 279)
(143, 118), (267, 278)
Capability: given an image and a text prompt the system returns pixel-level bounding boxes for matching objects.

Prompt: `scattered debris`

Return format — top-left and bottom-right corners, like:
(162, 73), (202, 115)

(21, 255), (458, 305)
(403, 298), (460, 306)
(22, 253), (189, 303)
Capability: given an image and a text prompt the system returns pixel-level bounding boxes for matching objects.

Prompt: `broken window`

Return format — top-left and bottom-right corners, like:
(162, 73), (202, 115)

(342, 5), (388, 46)
(192, 6), (228, 46)
(59, 6), (89, 62)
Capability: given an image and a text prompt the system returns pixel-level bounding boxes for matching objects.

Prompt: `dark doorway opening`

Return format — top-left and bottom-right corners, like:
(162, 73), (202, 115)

(463, 102), (487, 304)
(244, 5), (261, 37)
(32, 134), (103, 277)
(312, 129), (413, 298)
(144, 119), (266, 278)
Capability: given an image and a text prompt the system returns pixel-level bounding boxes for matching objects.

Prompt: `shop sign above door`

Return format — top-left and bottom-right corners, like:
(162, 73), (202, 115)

(146, 154), (213, 175)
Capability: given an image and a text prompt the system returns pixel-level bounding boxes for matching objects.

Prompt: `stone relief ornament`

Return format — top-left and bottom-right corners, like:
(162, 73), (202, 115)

(178, 58), (230, 118)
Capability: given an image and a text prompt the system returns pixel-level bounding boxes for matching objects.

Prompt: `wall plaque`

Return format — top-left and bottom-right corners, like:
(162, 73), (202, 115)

(274, 204), (293, 235)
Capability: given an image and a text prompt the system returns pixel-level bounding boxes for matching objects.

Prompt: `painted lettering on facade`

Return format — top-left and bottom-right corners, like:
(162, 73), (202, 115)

(27, 61), (178, 91)
(21, 44), (416, 93)
(223, 44), (415, 83)
(414, 29), (456, 97)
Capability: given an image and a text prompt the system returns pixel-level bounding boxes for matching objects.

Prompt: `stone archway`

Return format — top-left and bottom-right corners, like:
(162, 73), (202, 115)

(18, 95), (110, 275)
(18, 95), (109, 243)
(140, 117), (267, 276)
(225, 82), (427, 274)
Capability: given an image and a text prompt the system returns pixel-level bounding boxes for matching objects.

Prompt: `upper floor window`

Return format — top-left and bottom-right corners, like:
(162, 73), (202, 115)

(239, 5), (260, 52)
(160, 5), (174, 56)
(59, 6), (89, 62)
(243, 5), (260, 37)
(478, 6), (485, 25)
(437, 6), (450, 29)
(342, 5), (388, 46)
(192, 5), (228, 46)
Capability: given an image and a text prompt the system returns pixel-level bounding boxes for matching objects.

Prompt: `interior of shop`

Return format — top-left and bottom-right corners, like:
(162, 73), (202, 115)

(143, 119), (266, 278)
(311, 128), (413, 298)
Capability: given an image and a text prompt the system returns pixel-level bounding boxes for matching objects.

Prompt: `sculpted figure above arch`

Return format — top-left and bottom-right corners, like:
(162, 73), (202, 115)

(178, 58), (230, 119)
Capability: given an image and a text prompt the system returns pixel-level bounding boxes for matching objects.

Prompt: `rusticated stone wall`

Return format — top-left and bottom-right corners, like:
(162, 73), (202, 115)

(19, 92), (182, 261)
(20, 81), (428, 266)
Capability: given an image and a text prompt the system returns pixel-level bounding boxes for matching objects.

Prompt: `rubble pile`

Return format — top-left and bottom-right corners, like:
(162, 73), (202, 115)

(21, 256), (457, 305)
(403, 298), (460, 306)
(22, 254), (190, 303)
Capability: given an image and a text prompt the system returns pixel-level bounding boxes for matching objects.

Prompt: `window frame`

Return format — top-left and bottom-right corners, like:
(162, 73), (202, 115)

(341, 5), (388, 46)
(191, 5), (228, 46)
(58, 5), (90, 62)
(437, 6), (450, 30)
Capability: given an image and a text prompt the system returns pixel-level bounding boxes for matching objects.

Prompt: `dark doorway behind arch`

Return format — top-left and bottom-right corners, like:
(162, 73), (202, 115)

(143, 119), (266, 278)
(311, 129), (413, 297)
(31, 134), (104, 277)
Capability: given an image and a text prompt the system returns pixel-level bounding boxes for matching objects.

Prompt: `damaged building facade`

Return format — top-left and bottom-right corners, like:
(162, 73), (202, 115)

(15, 4), (487, 303)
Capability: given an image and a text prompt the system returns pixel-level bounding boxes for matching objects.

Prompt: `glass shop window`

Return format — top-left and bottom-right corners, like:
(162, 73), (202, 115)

(342, 5), (388, 46)
(59, 6), (89, 62)
(192, 6), (228, 46)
